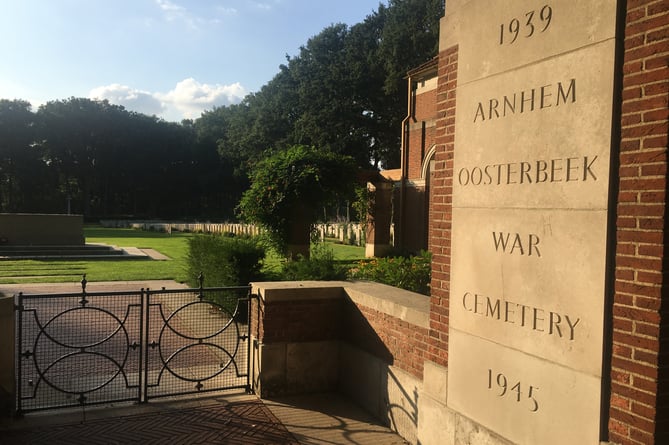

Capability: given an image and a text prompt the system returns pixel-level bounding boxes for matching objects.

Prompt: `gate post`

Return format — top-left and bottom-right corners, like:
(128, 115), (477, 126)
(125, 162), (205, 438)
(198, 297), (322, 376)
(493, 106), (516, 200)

(0, 293), (15, 416)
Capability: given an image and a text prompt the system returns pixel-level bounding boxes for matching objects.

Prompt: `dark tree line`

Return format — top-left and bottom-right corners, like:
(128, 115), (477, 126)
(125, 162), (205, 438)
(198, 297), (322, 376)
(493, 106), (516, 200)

(0, 0), (442, 220)
(0, 98), (234, 219)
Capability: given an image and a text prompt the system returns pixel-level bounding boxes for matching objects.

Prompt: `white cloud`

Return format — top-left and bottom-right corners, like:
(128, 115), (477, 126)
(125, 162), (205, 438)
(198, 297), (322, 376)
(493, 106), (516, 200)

(216, 6), (238, 15)
(158, 78), (247, 119)
(89, 84), (165, 116)
(89, 79), (247, 121)
(252, 1), (280, 11)
(154, 0), (201, 29)
(155, 0), (185, 15)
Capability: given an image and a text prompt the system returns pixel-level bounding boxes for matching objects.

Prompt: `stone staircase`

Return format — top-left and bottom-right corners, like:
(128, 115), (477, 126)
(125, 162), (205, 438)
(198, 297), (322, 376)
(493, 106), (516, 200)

(0, 244), (147, 260)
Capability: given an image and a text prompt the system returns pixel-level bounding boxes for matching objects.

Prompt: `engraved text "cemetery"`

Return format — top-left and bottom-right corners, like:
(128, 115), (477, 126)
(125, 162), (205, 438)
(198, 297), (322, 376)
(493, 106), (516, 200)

(462, 292), (581, 340)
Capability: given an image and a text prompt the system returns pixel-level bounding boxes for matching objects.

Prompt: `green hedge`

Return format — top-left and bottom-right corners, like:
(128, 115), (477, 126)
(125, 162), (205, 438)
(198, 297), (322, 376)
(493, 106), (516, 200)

(280, 244), (349, 281)
(348, 250), (432, 295)
(187, 234), (266, 287)
(187, 234), (266, 319)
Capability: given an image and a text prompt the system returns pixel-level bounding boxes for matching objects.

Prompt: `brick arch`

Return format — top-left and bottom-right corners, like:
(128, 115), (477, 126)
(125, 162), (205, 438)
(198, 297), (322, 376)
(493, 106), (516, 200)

(420, 144), (437, 181)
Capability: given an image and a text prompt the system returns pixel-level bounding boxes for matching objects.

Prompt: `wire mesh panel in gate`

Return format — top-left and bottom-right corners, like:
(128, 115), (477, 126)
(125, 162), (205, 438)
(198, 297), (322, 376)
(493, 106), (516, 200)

(16, 285), (251, 413)
(144, 286), (250, 400)
(17, 291), (143, 413)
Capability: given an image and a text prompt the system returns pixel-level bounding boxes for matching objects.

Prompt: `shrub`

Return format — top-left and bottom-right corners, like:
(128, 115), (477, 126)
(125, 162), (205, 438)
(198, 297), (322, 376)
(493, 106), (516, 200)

(348, 250), (432, 295)
(187, 234), (266, 287)
(281, 243), (349, 281)
(187, 234), (266, 319)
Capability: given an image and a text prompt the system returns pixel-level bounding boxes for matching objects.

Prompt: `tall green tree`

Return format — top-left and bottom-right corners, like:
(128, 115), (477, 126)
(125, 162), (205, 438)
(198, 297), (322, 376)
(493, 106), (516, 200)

(237, 145), (357, 258)
(194, 0), (442, 171)
(37, 98), (127, 215)
(378, 0), (444, 96)
(0, 99), (54, 212)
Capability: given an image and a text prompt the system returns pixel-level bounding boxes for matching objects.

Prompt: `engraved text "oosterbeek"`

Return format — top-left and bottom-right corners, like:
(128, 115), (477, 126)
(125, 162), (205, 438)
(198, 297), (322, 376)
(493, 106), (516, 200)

(457, 156), (598, 187)
(462, 292), (580, 341)
(474, 78), (576, 123)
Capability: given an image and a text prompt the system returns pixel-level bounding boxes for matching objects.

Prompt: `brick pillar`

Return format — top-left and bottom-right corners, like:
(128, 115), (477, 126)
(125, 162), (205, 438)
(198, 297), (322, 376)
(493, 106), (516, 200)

(364, 181), (393, 258)
(427, 44), (458, 367)
(608, 1), (669, 444)
(286, 203), (310, 259)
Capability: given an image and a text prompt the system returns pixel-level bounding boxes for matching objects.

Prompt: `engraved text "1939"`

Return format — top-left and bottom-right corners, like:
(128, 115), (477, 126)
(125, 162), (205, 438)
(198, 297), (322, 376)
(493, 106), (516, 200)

(500, 5), (553, 45)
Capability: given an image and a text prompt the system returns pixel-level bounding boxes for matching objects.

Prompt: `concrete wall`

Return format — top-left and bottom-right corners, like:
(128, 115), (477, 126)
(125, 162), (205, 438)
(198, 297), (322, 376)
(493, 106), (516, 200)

(0, 214), (84, 246)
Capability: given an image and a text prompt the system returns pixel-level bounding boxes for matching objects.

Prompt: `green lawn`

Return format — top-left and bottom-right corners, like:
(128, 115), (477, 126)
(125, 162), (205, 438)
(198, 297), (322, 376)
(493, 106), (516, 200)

(0, 226), (365, 284)
(0, 227), (194, 284)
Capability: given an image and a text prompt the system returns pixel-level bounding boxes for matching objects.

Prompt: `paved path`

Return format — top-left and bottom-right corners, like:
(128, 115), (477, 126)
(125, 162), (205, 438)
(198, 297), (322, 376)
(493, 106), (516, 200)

(0, 393), (409, 445)
(1, 395), (298, 444)
(0, 280), (189, 297)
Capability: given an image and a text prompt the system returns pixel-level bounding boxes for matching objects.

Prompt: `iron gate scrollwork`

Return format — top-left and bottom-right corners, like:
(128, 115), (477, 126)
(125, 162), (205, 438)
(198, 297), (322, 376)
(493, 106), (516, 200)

(16, 279), (253, 414)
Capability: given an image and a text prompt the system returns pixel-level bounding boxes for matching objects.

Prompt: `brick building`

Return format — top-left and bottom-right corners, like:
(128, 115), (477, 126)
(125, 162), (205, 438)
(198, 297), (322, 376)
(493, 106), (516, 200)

(370, 57), (439, 255)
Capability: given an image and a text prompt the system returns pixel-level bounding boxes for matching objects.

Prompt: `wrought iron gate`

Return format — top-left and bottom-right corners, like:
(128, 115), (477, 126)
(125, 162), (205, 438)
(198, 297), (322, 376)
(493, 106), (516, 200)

(16, 279), (253, 414)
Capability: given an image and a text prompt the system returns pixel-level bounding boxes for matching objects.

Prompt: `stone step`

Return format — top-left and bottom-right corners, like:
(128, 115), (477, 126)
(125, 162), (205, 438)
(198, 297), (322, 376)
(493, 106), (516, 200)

(0, 244), (147, 260)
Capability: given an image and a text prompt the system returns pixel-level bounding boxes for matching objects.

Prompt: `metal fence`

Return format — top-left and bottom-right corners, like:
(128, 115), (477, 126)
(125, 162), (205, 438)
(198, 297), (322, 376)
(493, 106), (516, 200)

(16, 280), (252, 414)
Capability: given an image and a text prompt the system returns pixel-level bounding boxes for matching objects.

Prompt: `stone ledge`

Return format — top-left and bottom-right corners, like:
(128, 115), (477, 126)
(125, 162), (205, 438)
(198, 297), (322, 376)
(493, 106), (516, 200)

(252, 281), (348, 302)
(344, 281), (429, 329)
(251, 280), (430, 329)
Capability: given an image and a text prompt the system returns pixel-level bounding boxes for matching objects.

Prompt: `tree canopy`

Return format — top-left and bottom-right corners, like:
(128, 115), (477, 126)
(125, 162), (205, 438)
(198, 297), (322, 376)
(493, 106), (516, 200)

(0, 0), (443, 220)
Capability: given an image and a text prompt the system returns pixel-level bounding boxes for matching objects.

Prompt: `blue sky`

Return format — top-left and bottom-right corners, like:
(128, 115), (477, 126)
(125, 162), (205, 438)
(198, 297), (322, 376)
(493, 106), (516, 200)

(0, 0), (385, 121)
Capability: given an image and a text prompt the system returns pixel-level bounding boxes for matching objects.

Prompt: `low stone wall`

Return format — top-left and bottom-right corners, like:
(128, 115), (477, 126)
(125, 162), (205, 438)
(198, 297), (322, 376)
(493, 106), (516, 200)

(0, 214), (84, 246)
(250, 281), (430, 444)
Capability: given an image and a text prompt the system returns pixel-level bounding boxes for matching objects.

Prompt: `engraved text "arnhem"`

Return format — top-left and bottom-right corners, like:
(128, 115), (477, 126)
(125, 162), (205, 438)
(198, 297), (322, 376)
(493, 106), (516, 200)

(474, 78), (576, 123)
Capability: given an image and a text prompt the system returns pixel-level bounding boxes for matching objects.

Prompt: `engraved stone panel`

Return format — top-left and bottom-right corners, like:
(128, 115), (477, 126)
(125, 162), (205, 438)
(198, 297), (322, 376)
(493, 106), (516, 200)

(450, 207), (606, 377)
(444, 0), (619, 443)
(448, 330), (601, 445)
(453, 41), (615, 210)
(456, 0), (617, 84)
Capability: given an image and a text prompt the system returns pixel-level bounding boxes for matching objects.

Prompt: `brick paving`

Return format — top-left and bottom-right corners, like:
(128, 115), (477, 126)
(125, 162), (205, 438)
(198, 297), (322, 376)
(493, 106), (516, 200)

(1, 398), (298, 445)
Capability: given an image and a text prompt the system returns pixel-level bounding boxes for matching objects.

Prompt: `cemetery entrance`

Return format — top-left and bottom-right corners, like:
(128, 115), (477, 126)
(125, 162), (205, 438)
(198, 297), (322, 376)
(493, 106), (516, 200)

(15, 282), (252, 414)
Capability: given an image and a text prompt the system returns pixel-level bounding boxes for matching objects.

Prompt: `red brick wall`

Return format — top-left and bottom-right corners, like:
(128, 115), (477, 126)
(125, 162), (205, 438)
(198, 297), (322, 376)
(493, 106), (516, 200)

(609, 1), (669, 444)
(415, 88), (438, 120)
(427, 45), (458, 368)
(341, 303), (429, 379)
(254, 294), (430, 380)
(254, 298), (343, 344)
(406, 88), (438, 181)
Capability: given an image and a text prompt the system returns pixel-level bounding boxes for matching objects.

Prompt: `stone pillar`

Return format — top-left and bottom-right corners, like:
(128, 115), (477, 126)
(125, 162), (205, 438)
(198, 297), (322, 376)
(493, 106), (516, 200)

(0, 294), (15, 416)
(426, 1), (669, 444)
